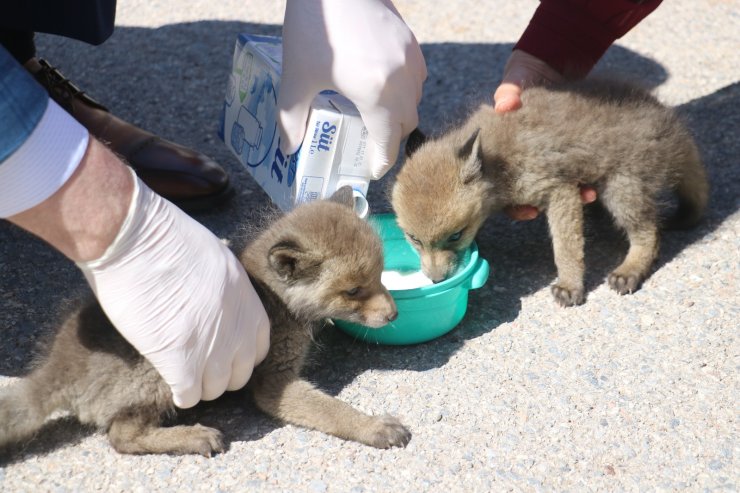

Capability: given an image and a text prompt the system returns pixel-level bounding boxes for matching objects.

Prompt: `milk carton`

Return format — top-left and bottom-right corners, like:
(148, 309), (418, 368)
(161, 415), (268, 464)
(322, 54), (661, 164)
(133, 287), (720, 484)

(218, 34), (373, 216)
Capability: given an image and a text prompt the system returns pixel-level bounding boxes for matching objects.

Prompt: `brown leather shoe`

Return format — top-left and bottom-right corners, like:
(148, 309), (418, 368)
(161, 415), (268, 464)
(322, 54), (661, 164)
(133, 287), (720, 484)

(28, 58), (234, 212)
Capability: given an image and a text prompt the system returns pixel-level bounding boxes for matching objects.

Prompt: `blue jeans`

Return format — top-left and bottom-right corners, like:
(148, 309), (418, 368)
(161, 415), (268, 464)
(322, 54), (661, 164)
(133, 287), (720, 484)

(0, 45), (48, 163)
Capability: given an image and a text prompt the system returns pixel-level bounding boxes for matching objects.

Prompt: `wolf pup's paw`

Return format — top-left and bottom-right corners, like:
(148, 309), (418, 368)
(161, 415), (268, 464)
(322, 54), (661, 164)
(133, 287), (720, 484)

(608, 270), (644, 295)
(551, 283), (585, 307)
(178, 424), (225, 457)
(363, 414), (412, 449)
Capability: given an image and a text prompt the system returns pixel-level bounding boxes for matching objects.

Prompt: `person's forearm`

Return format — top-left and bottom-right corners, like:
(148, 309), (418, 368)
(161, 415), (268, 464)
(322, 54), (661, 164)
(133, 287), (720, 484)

(514, 0), (663, 79)
(8, 137), (133, 263)
(1, 44), (130, 263)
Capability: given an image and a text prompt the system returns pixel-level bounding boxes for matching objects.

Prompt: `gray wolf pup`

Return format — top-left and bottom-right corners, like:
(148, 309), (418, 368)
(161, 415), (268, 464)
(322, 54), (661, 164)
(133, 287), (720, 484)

(392, 79), (708, 306)
(0, 187), (410, 456)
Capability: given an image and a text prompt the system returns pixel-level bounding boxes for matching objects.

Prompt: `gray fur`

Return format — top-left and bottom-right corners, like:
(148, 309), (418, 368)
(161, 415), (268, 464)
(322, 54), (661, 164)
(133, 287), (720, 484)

(0, 187), (409, 456)
(392, 79), (709, 306)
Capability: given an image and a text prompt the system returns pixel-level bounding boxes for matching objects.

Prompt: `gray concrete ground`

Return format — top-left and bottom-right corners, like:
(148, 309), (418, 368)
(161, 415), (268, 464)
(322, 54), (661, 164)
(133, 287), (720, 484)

(1, 0), (738, 491)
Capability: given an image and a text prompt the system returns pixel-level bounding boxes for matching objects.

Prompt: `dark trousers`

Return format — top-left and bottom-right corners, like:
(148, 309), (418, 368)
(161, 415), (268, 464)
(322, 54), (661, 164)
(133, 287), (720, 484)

(0, 0), (117, 63)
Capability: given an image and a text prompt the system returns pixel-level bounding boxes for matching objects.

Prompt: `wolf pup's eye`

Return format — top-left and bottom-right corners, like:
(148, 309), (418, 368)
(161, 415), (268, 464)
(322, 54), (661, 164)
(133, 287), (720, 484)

(407, 233), (422, 246)
(345, 287), (361, 297)
(448, 230), (463, 242)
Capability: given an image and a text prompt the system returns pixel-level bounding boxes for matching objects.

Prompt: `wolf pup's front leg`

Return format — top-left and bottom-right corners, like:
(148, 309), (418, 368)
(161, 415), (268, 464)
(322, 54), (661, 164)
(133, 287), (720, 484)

(250, 370), (411, 449)
(546, 186), (586, 306)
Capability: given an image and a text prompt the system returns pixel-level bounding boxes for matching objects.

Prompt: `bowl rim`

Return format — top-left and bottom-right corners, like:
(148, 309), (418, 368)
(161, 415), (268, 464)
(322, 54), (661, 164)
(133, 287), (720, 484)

(370, 213), (483, 299)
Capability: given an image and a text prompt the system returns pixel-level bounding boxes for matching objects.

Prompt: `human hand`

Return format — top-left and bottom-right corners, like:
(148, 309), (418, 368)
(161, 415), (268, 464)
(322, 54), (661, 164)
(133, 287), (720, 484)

(504, 188), (598, 222)
(278, 0), (427, 180)
(493, 49), (565, 113)
(494, 50), (596, 220)
(77, 170), (270, 408)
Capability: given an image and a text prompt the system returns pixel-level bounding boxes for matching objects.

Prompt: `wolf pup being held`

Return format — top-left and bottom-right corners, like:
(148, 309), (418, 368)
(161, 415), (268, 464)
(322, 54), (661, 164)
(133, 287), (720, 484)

(0, 187), (410, 457)
(392, 79), (708, 307)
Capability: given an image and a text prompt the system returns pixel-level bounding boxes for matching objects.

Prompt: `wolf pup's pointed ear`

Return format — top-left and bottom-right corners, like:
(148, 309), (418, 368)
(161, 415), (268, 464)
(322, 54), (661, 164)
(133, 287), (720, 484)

(457, 128), (483, 183)
(405, 128), (427, 158)
(268, 239), (322, 282)
(329, 185), (355, 210)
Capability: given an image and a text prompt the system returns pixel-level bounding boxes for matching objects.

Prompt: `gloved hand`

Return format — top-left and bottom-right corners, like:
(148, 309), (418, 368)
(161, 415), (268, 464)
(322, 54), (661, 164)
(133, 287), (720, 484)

(77, 169), (270, 408)
(278, 0), (427, 180)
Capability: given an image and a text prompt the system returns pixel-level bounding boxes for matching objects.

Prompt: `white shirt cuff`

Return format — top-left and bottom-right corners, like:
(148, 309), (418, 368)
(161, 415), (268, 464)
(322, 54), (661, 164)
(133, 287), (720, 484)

(0, 98), (89, 218)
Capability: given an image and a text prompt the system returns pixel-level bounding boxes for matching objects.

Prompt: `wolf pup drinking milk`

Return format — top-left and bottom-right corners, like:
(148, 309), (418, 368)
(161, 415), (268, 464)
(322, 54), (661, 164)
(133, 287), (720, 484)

(392, 79), (708, 307)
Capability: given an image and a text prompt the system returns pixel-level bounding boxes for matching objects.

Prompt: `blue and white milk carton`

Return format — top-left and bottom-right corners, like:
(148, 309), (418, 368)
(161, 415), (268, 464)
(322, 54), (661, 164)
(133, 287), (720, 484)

(219, 34), (373, 216)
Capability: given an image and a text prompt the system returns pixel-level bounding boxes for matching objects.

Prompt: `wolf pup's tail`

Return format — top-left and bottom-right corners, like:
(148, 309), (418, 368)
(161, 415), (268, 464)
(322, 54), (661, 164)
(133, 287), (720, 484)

(0, 379), (57, 450)
(666, 143), (709, 230)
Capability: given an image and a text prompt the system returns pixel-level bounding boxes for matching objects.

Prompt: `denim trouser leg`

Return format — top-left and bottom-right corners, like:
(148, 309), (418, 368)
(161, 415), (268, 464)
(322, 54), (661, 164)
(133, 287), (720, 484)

(0, 45), (47, 162)
(0, 44), (88, 218)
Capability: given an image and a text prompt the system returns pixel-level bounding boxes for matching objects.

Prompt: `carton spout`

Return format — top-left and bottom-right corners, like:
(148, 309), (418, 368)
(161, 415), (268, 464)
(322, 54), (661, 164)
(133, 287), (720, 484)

(336, 179), (370, 218)
(352, 189), (370, 219)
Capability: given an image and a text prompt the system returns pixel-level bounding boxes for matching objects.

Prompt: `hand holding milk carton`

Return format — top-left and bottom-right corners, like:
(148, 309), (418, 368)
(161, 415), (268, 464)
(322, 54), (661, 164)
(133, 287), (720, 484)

(219, 34), (373, 217)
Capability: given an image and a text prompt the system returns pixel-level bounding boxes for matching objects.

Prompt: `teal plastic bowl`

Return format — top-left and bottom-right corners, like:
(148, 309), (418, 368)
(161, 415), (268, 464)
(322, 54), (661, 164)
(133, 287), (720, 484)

(333, 213), (490, 345)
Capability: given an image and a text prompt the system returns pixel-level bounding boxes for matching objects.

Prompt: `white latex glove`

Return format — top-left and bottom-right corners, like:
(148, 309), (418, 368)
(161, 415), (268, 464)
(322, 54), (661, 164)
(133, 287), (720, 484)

(77, 169), (270, 408)
(278, 0), (427, 180)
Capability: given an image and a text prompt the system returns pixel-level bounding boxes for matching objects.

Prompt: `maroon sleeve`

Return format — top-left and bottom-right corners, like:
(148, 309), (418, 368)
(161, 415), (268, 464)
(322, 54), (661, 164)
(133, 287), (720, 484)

(514, 0), (663, 79)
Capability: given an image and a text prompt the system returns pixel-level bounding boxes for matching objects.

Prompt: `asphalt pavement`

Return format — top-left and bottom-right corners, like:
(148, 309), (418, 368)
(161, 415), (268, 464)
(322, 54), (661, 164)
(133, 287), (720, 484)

(1, 1), (738, 491)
